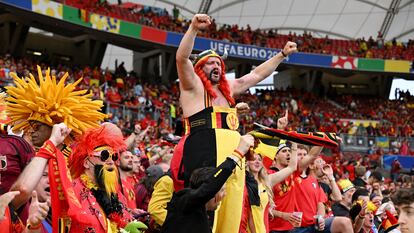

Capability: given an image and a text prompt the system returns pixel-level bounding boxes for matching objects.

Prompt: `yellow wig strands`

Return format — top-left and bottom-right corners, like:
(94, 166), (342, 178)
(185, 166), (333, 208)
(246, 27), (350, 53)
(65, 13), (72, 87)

(99, 165), (119, 196)
(5, 66), (106, 134)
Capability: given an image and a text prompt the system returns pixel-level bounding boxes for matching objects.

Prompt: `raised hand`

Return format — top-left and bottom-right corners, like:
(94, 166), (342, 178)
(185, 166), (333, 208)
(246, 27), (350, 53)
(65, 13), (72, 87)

(134, 124), (142, 134)
(322, 164), (334, 179)
(0, 191), (20, 220)
(27, 191), (49, 227)
(277, 109), (289, 130)
(49, 123), (71, 146)
(191, 14), (211, 30)
(359, 199), (367, 217)
(236, 134), (255, 156)
(235, 102), (250, 115)
(282, 41), (298, 56)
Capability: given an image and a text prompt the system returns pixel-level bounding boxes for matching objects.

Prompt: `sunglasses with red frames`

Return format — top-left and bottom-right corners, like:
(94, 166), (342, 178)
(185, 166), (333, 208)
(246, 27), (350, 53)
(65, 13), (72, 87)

(94, 150), (119, 162)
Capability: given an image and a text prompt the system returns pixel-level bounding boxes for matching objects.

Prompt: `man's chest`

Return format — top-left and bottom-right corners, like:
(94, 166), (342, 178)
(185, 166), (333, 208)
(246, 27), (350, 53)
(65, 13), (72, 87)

(211, 92), (230, 107)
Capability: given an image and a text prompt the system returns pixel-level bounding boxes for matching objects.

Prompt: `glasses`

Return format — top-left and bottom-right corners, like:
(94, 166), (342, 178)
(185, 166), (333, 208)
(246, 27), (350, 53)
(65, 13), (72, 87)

(92, 150), (119, 162)
(29, 121), (49, 131)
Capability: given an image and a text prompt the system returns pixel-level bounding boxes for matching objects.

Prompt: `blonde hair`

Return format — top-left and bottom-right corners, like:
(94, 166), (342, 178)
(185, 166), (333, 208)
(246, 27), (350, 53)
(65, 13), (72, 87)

(246, 155), (275, 216)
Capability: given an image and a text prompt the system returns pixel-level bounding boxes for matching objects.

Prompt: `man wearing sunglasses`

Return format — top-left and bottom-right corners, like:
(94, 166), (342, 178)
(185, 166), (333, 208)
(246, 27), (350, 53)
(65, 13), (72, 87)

(66, 124), (135, 232)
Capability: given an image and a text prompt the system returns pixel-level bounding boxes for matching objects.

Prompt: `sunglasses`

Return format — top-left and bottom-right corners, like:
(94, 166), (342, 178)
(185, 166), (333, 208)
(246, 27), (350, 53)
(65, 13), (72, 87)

(93, 150), (119, 162)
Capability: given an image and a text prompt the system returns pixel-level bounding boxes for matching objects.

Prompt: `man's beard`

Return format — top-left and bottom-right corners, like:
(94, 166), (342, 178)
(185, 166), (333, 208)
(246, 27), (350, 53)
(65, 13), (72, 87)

(208, 68), (220, 84)
(119, 163), (133, 172)
(94, 164), (119, 196)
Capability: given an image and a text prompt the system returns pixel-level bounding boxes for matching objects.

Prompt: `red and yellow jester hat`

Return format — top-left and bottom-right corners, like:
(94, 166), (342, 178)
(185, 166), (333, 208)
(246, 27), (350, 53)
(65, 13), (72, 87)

(69, 124), (126, 178)
(193, 50), (223, 67)
(193, 50), (235, 106)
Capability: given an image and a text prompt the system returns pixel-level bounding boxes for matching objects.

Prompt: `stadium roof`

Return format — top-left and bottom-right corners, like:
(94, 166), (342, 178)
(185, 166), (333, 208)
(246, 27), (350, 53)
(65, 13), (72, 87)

(119, 0), (414, 41)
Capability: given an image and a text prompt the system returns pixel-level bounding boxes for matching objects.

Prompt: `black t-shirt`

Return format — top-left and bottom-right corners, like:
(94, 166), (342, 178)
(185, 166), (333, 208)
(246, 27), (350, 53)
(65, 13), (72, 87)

(319, 182), (332, 200)
(353, 177), (367, 187)
(332, 202), (350, 217)
(161, 158), (236, 233)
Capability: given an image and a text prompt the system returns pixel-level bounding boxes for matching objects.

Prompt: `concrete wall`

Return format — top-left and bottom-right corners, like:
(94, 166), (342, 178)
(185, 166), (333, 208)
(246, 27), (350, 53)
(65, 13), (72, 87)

(22, 32), (91, 65)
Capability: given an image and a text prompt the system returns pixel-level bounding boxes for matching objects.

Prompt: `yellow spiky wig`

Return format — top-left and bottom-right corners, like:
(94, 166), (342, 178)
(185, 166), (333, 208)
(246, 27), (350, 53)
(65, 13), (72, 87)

(0, 92), (10, 133)
(5, 66), (107, 134)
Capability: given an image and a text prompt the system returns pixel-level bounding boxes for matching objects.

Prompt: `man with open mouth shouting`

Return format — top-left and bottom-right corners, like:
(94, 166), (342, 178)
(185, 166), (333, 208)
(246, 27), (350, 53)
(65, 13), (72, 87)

(171, 13), (298, 233)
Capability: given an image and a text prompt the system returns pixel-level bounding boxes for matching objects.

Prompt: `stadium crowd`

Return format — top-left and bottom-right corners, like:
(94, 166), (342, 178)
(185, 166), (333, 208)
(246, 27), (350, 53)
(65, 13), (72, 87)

(58, 0), (414, 61)
(1, 11), (414, 233)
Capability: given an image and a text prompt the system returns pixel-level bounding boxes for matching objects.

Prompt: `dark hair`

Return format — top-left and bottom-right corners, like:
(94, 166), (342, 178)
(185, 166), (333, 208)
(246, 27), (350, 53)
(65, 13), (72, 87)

(391, 188), (414, 206)
(190, 167), (216, 189)
(297, 144), (309, 153)
(382, 189), (391, 196)
(355, 166), (366, 177)
(369, 171), (383, 182)
(140, 165), (164, 195)
(352, 188), (369, 203)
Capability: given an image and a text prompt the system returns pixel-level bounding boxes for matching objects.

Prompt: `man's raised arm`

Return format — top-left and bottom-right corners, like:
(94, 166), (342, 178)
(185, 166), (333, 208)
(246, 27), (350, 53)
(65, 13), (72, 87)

(176, 14), (211, 91)
(298, 145), (323, 172)
(231, 42), (297, 95)
(10, 123), (71, 209)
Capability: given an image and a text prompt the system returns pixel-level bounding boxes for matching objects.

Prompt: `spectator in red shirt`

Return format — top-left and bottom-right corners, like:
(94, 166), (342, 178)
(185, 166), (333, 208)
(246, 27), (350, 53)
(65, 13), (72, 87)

(0, 134), (35, 223)
(293, 146), (353, 233)
(344, 161), (356, 181)
(117, 151), (137, 209)
(400, 139), (409, 155)
(269, 142), (323, 233)
(390, 159), (402, 181)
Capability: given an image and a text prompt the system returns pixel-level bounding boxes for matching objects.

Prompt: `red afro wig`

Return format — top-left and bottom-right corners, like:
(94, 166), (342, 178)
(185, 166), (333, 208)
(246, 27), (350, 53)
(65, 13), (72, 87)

(194, 55), (235, 106)
(69, 125), (126, 178)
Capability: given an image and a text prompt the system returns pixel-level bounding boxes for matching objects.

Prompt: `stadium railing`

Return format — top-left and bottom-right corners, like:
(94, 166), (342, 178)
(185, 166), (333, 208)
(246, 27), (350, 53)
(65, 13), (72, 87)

(340, 133), (414, 153)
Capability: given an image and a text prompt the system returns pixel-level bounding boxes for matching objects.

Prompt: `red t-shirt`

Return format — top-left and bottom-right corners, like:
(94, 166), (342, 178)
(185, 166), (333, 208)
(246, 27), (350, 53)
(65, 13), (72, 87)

(239, 187), (251, 233)
(0, 207), (12, 233)
(269, 168), (300, 231)
(0, 135), (34, 193)
(345, 164), (355, 181)
(121, 176), (137, 209)
(293, 175), (327, 227)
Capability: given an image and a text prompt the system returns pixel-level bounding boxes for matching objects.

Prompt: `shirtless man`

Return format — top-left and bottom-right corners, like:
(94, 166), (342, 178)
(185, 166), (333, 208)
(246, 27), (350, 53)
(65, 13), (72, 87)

(171, 13), (297, 233)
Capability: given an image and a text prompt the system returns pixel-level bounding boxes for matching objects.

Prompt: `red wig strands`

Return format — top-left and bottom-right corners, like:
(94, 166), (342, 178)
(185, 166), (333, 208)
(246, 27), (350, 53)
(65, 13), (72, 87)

(194, 58), (235, 106)
(69, 125), (126, 178)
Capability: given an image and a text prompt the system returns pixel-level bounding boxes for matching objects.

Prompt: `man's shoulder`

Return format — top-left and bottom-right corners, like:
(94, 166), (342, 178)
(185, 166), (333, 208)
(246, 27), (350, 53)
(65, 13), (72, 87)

(332, 202), (350, 216)
(158, 174), (173, 183)
(0, 134), (34, 156)
(319, 181), (331, 190)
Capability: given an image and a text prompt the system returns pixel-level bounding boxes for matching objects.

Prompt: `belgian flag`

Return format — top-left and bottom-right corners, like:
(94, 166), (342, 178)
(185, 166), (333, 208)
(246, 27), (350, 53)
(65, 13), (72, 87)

(79, 9), (89, 23)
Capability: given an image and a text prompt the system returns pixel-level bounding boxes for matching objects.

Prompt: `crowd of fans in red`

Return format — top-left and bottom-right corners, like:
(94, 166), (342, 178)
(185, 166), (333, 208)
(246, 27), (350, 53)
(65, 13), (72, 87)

(1, 54), (414, 139)
(1, 53), (413, 160)
(1, 52), (414, 232)
(59, 0), (414, 61)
